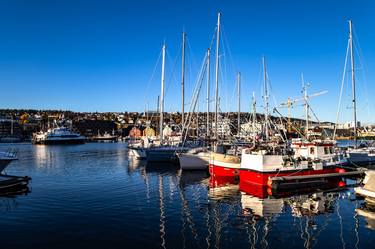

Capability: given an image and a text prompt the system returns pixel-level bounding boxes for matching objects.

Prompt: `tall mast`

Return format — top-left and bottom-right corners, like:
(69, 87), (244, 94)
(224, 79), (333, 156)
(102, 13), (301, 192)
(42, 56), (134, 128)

(349, 20), (357, 147)
(302, 73), (309, 137)
(214, 12), (221, 143)
(159, 43), (166, 144)
(237, 72), (241, 135)
(252, 92), (256, 127)
(252, 92), (256, 144)
(206, 48), (211, 138)
(262, 56), (269, 141)
(287, 97), (292, 133)
(157, 95), (160, 113)
(181, 32), (186, 127)
(197, 91), (200, 138)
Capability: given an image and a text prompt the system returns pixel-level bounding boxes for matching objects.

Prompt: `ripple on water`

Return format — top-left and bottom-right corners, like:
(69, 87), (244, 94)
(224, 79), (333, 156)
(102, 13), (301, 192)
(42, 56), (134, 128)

(0, 143), (374, 248)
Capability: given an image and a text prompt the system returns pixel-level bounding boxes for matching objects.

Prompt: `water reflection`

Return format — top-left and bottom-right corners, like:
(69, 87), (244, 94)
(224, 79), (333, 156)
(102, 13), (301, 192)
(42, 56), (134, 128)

(0, 187), (29, 213)
(128, 157), (146, 174)
(1, 143), (374, 249)
(0, 198), (18, 212)
(356, 202), (375, 230)
(0, 186), (30, 197)
(133, 165), (374, 249)
(208, 176), (239, 201)
(33, 144), (54, 168)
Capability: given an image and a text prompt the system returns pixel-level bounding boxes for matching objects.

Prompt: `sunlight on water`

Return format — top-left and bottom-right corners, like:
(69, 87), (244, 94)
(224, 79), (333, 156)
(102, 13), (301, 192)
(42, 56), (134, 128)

(0, 143), (374, 248)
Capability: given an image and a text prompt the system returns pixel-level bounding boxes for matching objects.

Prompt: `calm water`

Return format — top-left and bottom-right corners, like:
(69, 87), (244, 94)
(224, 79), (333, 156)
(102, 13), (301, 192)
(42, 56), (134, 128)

(0, 143), (374, 249)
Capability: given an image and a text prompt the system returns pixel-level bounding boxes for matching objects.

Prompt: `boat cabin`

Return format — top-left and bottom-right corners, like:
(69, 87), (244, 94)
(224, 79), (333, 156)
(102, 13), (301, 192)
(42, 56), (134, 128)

(291, 139), (335, 160)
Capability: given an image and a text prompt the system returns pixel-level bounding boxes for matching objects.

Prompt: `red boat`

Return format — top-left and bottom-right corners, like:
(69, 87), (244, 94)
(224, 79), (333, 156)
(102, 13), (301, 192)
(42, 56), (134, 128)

(209, 152), (241, 178)
(239, 139), (347, 186)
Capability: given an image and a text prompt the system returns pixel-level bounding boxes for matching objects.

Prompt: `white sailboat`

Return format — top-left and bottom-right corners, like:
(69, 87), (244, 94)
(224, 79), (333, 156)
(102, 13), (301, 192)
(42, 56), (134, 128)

(339, 20), (375, 167)
(145, 43), (187, 163)
(178, 47), (211, 170)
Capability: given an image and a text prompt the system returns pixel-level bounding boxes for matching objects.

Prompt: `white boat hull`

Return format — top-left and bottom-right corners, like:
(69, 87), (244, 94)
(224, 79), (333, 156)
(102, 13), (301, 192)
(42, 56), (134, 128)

(178, 152), (209, 170)
(129, 147), (147, 159)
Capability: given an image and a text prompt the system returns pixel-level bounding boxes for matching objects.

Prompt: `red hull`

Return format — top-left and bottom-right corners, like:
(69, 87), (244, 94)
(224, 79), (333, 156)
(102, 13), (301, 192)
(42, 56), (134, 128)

(239, 167), (344, 186)
(239, 178), (344, 199)
(209, 164), (239, 177)
(209, 175), (238, 188)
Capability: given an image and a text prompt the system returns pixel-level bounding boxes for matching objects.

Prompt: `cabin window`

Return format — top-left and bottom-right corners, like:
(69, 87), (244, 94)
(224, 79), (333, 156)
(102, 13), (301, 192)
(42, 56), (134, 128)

(330, 147), (334, 154)
(324, 147), (329, 154)
(309, 147), (315, 155)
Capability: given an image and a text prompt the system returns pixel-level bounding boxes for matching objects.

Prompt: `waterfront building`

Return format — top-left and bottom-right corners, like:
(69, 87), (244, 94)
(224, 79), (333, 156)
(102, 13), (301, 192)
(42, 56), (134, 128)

(73, 120), (117, 138)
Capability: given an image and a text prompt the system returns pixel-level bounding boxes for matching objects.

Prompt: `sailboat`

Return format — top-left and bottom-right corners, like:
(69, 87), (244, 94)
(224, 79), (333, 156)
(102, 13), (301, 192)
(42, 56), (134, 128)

(205, 13), (242, 177)
(338, 20), (375, 167)
(178, 47), (211, 170)
(145, 43), (188, 164)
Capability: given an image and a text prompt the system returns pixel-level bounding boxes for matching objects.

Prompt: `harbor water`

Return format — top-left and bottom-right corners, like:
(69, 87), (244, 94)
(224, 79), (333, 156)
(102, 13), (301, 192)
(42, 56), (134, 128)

(0, 142), (374, 249)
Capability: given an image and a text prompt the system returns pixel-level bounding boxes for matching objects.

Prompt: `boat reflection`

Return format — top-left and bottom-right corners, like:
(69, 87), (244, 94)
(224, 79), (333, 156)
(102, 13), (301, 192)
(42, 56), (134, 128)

(287, 192), (336, 217)
(145, 162), (182, 175)
(208, 176), (239, 201)
(179, 171), (208, 189)
(0, 186), (30, 197)
(127, 157), (146, 174)
(239, 179), (351, 249)
(0, 186), (30, 212)
(356, 202), (375, 230)
(137, 165), (365, 249)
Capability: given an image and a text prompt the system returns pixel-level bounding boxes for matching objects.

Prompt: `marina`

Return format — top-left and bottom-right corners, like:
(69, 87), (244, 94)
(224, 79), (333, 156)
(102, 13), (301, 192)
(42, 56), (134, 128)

(0, 0), (375, 248)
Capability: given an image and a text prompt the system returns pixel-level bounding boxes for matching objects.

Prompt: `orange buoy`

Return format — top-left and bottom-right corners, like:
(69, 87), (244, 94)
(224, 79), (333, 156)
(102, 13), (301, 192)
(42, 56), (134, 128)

(267, 187), (273, 196)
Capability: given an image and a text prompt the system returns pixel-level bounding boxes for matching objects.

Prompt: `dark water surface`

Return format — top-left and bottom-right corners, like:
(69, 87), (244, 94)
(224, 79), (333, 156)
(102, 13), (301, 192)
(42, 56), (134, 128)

(0, 143), (374, 249)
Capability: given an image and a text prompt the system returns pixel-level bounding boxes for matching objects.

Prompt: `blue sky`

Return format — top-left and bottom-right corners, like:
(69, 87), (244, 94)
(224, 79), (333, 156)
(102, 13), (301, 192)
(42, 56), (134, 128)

(0, 0), (374, 123)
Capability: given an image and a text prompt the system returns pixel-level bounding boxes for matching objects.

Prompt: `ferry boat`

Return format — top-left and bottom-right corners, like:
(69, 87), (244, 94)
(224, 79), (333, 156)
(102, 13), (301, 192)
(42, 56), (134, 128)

(32, 127), (86, 145)
(239, 139), (347, 186)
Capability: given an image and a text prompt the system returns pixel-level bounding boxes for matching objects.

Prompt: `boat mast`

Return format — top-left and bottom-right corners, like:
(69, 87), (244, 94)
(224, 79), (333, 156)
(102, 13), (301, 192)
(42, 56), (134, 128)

(302, 73), (309, 137)
(157, 95), (160, 113)
(206, 48), (211, 138)
(214, 12), (221, 145)
(197, 91), (199, 138)
(237, 72), (241, 136)
(181, 32), (186, 127)
(349, 20), (357, 147)
(252, 92), (256, 144)
(262, 56), (269, 141)
(159, 43), (166, 144)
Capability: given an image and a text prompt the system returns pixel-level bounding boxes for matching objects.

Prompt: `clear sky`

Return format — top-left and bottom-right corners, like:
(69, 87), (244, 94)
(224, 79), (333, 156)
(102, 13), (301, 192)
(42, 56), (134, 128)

(0, 0), (374, 123)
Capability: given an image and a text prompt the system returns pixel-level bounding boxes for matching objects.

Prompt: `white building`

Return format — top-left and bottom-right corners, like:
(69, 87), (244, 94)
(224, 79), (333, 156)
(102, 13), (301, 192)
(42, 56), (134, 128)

(212, 117), (231, 137)
(337, 121), (361, 129)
